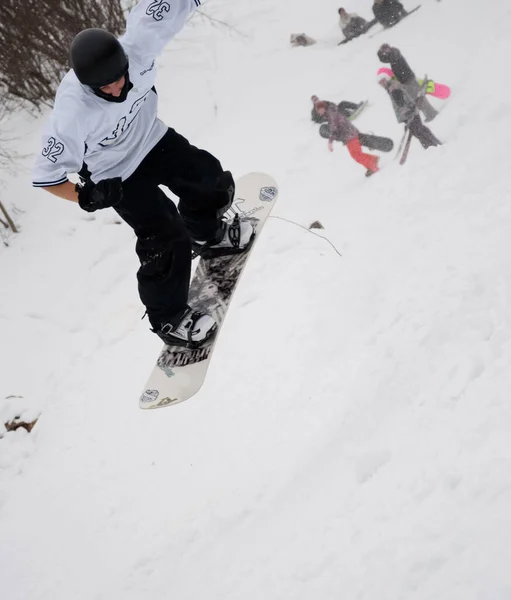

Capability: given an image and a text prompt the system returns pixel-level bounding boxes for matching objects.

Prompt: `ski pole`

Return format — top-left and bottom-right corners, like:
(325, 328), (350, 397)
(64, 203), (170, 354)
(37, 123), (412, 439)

(399, 129), (413, 165)
(395, 126), (408, 159)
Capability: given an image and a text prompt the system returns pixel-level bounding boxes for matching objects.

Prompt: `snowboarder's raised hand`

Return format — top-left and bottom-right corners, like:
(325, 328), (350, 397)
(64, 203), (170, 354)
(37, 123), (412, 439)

(122, 0), (201, 62)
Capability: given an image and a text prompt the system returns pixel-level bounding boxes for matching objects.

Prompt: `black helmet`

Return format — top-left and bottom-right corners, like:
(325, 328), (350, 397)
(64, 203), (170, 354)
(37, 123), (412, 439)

(377, 43), (393, 62)
(70, 29), (129, 88)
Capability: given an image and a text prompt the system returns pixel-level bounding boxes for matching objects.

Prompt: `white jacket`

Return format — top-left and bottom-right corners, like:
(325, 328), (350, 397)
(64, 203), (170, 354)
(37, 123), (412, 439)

(32, 0), (200, 187)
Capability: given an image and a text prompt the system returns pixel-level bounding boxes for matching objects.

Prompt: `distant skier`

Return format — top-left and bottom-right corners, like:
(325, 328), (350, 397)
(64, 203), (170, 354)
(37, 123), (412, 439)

(310, 95), (365, 124)
(31, 0), (255, 349)
(312, 96), (380, 176)
(372, 0), (408, 28)
(377, 71), (441, 149)
(377, 44), (439, 122)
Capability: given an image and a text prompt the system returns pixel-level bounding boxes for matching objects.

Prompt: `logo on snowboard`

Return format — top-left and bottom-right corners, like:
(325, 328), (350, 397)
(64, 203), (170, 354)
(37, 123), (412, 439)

(259, 186), (277, 202)
(140, 389), (159, 404)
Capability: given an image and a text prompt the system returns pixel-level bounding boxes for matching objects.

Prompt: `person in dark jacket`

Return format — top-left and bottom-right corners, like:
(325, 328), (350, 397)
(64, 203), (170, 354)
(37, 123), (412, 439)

(372, 0), (408, 28)
(377, 44), (438, 122)
(312, 97), (379, 176)
(338, 7), (369, 39)
(377, 71), (441, 149)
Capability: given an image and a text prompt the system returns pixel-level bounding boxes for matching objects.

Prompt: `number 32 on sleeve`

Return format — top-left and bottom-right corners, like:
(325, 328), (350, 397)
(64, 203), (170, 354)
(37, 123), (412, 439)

(42, 137), (65, 163)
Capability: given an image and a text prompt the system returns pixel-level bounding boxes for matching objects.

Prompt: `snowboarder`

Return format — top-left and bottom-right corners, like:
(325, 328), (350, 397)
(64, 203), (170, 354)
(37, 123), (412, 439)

(31, 0), (254, 348)
(338, 8), (369, 39)
(377, 71), (441, 149)
(310, 95), (365, 124)
(372, 0), (409, 28)
(377, 44), (439, 122)
(312, 97), (380, 176)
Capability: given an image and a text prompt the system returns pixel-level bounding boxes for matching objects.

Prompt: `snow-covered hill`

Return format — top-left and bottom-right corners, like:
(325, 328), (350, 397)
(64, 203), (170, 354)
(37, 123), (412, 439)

(2, 0), (511, 598)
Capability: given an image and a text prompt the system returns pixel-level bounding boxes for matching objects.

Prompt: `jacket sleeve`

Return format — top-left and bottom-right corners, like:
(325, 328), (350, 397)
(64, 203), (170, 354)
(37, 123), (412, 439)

(32, 103), (87, 188)
(120, 0), (200, 64)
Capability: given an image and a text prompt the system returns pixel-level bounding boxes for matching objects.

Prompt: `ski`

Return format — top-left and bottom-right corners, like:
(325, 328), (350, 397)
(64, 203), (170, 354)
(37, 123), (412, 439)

(399, 130), (413, 165)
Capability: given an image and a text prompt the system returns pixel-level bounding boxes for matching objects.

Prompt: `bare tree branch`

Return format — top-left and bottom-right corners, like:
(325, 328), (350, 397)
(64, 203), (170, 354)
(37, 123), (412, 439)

(0, 0), (134, 110)
(0, 199), (17, 233)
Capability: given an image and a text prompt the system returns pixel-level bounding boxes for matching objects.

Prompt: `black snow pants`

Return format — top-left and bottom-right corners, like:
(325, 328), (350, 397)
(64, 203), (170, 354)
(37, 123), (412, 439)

(113, 128), (231, 330)
(337, 101), (360, 118)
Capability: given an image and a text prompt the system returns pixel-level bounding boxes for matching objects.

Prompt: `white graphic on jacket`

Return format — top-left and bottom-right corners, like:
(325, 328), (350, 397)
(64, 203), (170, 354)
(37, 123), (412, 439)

(99, 92), (151, 147)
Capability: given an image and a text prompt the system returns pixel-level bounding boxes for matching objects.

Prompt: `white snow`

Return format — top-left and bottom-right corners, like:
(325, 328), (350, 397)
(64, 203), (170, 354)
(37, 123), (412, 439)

(2, 0), (511, 598)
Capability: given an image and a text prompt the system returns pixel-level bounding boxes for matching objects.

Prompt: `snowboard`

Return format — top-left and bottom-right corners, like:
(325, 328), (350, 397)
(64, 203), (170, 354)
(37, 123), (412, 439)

(139, 172), (278, 410)
(378, 68), (451, 99)
(418, 79), (451, 99)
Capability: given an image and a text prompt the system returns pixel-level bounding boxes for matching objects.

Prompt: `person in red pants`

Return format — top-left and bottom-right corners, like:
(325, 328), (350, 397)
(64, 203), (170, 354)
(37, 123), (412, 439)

(312, 98), (379, 176)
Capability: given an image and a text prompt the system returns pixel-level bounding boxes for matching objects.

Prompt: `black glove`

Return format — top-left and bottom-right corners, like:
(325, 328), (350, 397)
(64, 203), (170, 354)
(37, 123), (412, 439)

(76, 177), (123, 213)
(173, 170), (235, 214)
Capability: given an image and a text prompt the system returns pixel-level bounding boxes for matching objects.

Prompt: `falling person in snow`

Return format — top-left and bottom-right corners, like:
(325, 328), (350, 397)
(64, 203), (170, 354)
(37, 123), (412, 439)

(31, 0), (254, 349)
(312, 97), (380, 177)
(310, 95), (365, 124)
(377, 71), (442, 150)
(377, 44), (439, 122)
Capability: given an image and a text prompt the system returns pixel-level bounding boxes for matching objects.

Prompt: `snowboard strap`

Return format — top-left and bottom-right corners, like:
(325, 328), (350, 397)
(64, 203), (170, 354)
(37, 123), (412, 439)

(228, 214), (241, 248)
(160, 309), (204, 343)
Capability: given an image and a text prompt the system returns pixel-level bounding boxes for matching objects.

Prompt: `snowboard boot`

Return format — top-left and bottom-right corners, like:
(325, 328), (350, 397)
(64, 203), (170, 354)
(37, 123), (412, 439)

(192, 214), (255, 259)
(365, 155), (380, 177)
(154, 308), (217, 348)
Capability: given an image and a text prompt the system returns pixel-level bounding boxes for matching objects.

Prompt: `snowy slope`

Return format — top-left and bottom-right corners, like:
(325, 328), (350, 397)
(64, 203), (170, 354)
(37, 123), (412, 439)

(2, 0), (511, 598)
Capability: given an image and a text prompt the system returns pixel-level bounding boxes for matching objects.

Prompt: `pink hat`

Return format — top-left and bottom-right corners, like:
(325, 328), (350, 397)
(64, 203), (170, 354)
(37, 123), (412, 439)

(377, 67), (394, 82)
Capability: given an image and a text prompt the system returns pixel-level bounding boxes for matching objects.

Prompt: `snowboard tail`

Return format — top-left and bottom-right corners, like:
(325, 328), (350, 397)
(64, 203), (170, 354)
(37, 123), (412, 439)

(347, 100), (368, 121)
(418, 79), (451, 99)
(139, 173), (278, 409)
